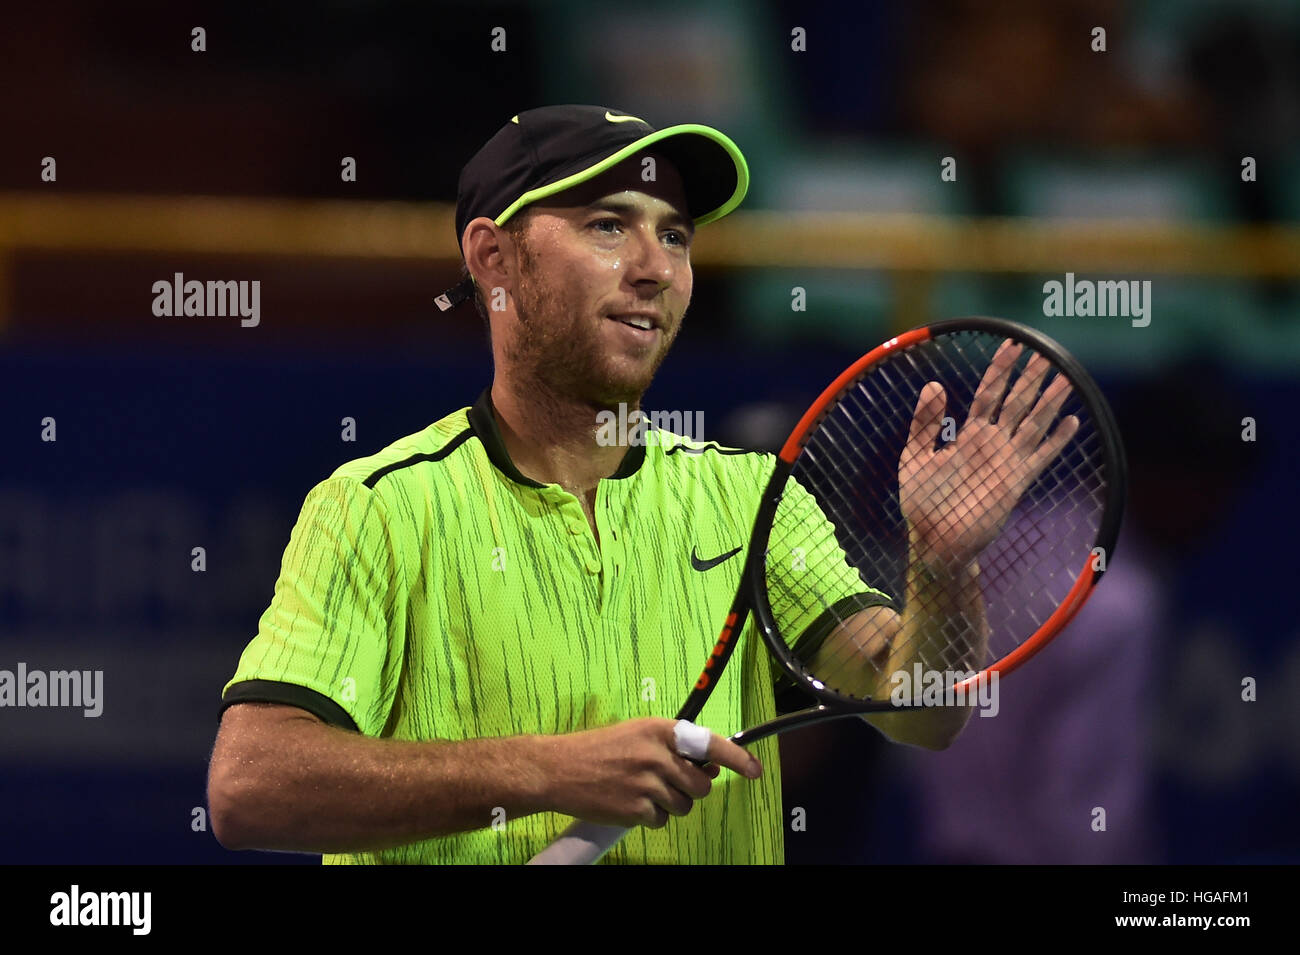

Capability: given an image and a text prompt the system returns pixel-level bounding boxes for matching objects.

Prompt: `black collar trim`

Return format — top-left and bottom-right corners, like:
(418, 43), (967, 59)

(466, 388), (647, 486)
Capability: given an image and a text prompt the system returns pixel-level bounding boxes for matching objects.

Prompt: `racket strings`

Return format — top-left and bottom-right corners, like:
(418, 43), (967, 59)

(765, 330), (1108, 702)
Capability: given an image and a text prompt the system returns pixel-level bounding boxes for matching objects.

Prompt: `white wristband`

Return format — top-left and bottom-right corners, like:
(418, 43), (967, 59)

(673, 719), (712, 761)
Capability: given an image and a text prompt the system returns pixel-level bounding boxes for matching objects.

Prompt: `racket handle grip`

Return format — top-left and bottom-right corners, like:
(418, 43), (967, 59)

(526, 820), (627, 865)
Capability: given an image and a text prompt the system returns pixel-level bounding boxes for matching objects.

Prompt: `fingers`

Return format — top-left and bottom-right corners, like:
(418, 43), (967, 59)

(560, 719), (756, 831)
(902, 381), (947, 468)
(644, 779), (696, 822)
(969, 340), (1023, 423)
(998, 352), (1052, 432)
(639, 728), (757, 828)
(661, 754), (716, 800)
(701, 731), (763, 780)
(602, 721), (761, 831)
(1014, 371), (1074, 451)
(1026, 414), (1080, 478)
(662, 719), (760, 780)
(974, 342), (1078, 460)
(635, 799), (672, 829)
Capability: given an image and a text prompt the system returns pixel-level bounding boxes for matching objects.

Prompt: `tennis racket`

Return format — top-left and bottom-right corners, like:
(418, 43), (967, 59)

(527, 316), (1127, 865)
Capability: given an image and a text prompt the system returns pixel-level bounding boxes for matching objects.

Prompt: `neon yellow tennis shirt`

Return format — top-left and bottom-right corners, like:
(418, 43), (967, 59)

(220, 389), (888, 864)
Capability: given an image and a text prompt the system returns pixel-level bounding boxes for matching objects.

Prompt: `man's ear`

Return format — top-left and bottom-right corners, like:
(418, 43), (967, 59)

(462, 218), (512, 301)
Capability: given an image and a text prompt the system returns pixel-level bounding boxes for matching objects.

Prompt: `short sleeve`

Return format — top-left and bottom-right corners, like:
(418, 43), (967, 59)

(220, 476), (407, 736)
(765, 475), (895, 651)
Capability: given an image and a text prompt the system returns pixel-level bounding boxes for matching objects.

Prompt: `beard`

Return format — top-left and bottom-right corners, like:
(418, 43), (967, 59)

(503, 241), (681, 409)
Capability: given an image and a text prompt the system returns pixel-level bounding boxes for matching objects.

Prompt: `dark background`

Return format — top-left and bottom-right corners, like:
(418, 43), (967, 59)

(1, 0), (1297, 863)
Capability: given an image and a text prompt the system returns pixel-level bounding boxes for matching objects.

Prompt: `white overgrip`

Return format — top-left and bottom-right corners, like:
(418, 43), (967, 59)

(526, 820), (628, 865)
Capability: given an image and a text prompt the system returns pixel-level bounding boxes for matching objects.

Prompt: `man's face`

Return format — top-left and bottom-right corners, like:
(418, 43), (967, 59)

(501, 152), (694, 408)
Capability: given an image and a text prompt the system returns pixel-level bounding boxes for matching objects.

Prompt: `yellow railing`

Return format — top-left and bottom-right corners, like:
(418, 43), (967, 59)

(1, 191), (1297, 324)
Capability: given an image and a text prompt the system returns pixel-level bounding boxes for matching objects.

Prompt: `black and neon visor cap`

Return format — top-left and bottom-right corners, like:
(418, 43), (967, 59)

(454, 104), (749, 253)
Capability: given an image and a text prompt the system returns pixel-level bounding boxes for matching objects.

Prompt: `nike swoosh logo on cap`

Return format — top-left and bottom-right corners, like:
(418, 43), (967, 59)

(691, 545), (742, 572)
(605, 110), (648, 125)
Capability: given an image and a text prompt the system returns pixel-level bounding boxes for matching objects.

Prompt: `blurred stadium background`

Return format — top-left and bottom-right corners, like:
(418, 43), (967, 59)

(1, 0), (1297, 863)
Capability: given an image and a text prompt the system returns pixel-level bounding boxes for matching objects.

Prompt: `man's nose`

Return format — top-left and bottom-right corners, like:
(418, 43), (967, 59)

(625, 226), (676, 289)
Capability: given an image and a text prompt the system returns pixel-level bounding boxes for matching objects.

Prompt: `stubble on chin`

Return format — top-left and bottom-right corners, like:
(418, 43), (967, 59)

(507, 262), (678, 410)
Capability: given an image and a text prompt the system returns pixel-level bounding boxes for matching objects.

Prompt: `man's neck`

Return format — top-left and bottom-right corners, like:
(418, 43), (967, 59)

(490, 378), (637, 496)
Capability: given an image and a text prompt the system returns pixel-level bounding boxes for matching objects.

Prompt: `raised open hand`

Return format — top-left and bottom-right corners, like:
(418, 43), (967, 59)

(899, 340), (1079, 575)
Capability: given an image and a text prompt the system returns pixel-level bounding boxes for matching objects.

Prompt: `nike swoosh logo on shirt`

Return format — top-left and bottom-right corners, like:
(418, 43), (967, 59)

(691, 545), (742, 572)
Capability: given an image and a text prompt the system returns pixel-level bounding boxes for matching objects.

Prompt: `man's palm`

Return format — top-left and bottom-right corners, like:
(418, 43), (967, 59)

(899, 341), (1079, 574)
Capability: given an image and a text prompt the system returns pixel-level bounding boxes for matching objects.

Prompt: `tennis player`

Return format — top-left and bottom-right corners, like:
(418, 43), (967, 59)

(207, 105), (1066, 864)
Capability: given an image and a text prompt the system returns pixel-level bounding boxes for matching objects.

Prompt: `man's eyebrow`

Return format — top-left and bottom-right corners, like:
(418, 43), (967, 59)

(582, 199), (695, 236)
